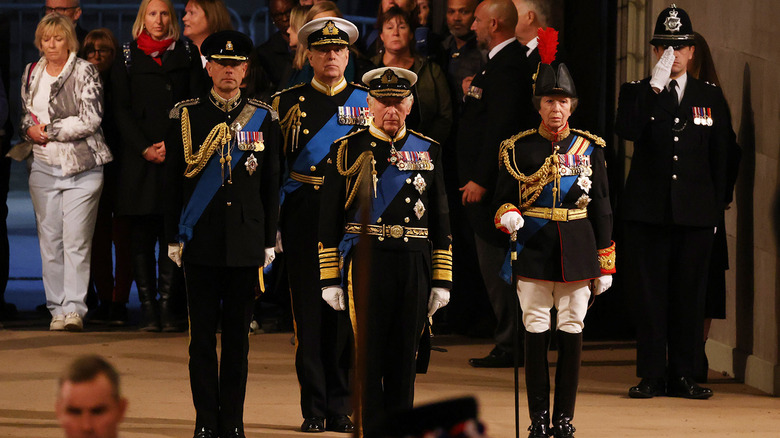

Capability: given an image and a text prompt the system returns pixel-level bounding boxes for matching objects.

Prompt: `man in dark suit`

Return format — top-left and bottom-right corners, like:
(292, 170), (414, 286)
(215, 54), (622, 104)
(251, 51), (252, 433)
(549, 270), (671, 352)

(457, 0), (535, 368)
(512, 0), (551, 67)
(255, 0), (295, 92)
(616, 5), (737, 400)
(165, 31), (280, 438)
(44, 0), (88, 45)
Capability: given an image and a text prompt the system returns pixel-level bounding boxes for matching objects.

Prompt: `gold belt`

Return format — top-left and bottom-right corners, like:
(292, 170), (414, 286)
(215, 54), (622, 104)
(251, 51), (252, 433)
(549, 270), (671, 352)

(289, 171), (324, 186)
(523, 206), (588, 222)
(345, 223), (428, 239)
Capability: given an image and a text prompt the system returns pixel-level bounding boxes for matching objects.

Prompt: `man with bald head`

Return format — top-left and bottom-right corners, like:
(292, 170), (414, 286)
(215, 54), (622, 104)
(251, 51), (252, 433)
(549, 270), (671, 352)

(457, 0), (535, 368)
(512, 0), (550, 67)
(44, 0), (88, 45)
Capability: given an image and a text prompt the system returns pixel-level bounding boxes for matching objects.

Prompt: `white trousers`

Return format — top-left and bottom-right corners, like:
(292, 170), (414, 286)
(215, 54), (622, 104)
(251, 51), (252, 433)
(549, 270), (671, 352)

(29, 161), (103, 317)
(516, 277), (591, 334)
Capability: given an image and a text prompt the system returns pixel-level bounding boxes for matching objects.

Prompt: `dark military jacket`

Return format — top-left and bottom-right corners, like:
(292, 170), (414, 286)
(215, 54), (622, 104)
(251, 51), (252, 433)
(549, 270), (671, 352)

(494, 124), (613, 282)
(615, 75), (737, 227)
(318, 125), (453, 290)
(164, 90), (280, 267)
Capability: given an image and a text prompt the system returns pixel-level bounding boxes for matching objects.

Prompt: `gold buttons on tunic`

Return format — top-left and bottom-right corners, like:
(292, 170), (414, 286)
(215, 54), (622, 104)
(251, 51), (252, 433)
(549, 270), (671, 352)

(404, 217), (410, 223)
(406, 178), (412, 184)
(301, 112), (307, 118)
(370, 142), (376, 147)
(405, 198), (411, 203)
(403, 237), (409, 242)
(673, 155), (678, 161)
(377, 217), (382, 223)
(303, 129), (309, 135)
(226, 201), (232, 206)
(310, 165), (317, 172)
(299, 96), (305, 102)
(672, 175), (678, 180)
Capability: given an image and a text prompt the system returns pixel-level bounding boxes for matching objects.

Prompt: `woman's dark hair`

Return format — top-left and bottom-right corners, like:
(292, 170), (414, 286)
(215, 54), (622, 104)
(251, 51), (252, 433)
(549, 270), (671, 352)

(78, 28), (120, 61)
(377, 6), (418, 54)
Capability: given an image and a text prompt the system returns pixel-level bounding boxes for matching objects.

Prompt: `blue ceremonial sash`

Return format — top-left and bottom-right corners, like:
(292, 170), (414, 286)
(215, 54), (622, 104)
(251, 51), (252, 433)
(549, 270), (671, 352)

(337, 133), (431, 286)
(279, 87), (368, 204)
(177, 107), (268, 244)
(500, 138), (594, 283)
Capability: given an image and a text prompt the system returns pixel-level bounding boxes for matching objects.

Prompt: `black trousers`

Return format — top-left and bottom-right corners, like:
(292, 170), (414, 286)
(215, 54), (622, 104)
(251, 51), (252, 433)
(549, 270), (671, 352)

(127, 214), (180, 301)
(474, 233), (519, 353)
(347, 248), (428, 438)
(281, 188), (351, 420)
(623, 222), (713, 379)
(185, 263), (256, 433)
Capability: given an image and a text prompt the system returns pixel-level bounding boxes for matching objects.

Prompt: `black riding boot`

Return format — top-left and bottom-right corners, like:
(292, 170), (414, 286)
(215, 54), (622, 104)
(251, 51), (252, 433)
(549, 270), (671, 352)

(552, 330), (582, 438)
(525, 330), (551, 438)
(135, 253), (160, 332)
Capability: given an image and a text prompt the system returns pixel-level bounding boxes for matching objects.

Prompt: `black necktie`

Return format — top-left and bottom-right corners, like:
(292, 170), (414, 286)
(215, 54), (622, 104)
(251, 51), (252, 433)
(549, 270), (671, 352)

(669, 79), (679, 107)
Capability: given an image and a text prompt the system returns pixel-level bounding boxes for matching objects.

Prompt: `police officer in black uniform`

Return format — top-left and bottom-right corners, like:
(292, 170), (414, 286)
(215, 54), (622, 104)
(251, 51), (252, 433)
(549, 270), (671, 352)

(616, 4), (738, 400)
(164, 31), (280, 438)
(318, 67), (453, 438)
(271, 17), (366, 434)
(494, 58), (614, 438)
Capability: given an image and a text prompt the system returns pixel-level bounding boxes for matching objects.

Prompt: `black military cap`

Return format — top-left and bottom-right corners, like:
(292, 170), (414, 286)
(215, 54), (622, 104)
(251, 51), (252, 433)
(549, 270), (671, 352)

(362, 67), (417, 99)
(534, 63), (577, 98)
(299, 17), (359, 48)
(201, 30), (253, 62)
(650, 4), (695, 47)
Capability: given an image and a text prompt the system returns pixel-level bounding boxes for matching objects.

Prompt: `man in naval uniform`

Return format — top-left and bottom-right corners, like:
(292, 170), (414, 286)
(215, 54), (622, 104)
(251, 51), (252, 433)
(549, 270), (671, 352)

(616, 4), (737, 400)
(494, 58), (614, 438)
(271, 17), (366, 434)
(164, 31), (280, 438)
(317, 67), (452, 438)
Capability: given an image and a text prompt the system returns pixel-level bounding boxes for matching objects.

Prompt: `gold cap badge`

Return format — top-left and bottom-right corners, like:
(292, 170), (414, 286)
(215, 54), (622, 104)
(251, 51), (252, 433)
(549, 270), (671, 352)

(323, 20), (338, 36)
(226, 40), (233, 51)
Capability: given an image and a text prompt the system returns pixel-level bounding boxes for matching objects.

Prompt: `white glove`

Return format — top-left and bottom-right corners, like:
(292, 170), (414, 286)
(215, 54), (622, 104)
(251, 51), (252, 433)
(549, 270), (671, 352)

(263, 247), (275, 267)
(427, 287), (450, 318)
(649, 46), (675, 93)
(500, 211), (524, 233)
(167, 243), (182, 268)
(591, 275), (613, 295)
(322, 286), (346, 311)
(275, 229), (283, 253)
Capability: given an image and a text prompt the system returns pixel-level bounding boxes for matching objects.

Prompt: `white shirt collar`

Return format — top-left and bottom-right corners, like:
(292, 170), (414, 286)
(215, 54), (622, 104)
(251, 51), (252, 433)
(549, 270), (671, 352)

(666, 72), (687, 104)
(488, 37), (516, 59)
(525, 36), (538, 58)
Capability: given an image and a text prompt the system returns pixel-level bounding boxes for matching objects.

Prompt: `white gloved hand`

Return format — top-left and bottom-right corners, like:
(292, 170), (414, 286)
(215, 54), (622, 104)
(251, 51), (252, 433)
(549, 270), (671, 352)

(427, 287), (450, 318)
(167, 243), (182, 268)
(649, 46), (675, 93)
(263, 247), (275, 267)
(275, 229), (283, 253)
(322, 286), (346, 311)
(591, 275), (613, 295)
(500, 211), (524, 233)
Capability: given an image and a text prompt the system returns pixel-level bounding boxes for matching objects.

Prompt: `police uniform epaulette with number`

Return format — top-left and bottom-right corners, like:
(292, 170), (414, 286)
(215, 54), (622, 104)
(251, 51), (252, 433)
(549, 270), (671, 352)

(248, 98), (278, 121)
(570, 128), (606, 147)
(169, 98), (200, 119)
(408, 129), (439, 145)
(349, 82), (369, 91)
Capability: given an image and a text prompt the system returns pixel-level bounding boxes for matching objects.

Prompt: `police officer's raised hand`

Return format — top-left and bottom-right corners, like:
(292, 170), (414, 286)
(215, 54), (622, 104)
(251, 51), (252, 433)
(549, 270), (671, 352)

(167, 243), (182, 268)
(591, 275), (613, 295)
(263, 248), (275, 267)
(500, 211), (524, 233)
(322, 286), (345, 311)
(650, 46), (675, 93)
(427, 287), (450, 318)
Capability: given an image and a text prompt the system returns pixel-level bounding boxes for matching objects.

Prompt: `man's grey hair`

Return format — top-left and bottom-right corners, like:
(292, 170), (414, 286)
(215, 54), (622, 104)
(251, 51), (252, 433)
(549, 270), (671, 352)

(524, 0), (550, 27)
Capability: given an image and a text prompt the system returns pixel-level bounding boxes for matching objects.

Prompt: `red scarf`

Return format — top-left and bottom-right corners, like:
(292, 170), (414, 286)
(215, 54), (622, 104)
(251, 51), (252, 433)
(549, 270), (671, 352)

(136, 31), (174, 66)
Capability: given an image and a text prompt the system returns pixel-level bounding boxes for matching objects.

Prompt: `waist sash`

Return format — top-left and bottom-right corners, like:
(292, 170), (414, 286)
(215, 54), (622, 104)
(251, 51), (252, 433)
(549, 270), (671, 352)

(500, 137), (594, 283)
(280, 87), (368, 204)
(177, 106), (268, 244)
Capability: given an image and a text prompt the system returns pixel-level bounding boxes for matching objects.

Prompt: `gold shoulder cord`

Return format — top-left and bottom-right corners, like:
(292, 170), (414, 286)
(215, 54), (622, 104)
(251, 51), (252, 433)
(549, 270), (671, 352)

(336, 139), (377, 210)
(500, 135), (561, 209)
(277, 101), (301, 155)
(180, 107), (233, 178)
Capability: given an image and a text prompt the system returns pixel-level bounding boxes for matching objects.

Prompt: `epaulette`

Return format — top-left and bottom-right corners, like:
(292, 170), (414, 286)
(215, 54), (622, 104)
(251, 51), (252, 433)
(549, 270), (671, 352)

(248, 98), (278, 121)
(333, 127), (367, 144)
(570, 128), (606, 147)
(349, 82), (369, 91)
(408, 129), (439, 145)
(271, 82), (306, 99)
(499, 128), (536, 168)
(169, 98), (200, 119)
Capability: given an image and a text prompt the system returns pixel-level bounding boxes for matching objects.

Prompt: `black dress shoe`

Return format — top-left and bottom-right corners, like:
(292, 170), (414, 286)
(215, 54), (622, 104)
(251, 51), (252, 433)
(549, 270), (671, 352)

(628, 378), (666, 398)
(468, 347), (518, 368)
(326, 415), (354, 433)
(666, 376), (713, 399)
(222, 427), (246, 438)
(301, 417), (325, 432)
(193, 426), (217, 438)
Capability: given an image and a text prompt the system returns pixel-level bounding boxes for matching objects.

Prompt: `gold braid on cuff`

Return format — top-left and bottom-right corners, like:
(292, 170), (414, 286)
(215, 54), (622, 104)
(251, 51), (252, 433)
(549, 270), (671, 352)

(598, 241), (616, 274)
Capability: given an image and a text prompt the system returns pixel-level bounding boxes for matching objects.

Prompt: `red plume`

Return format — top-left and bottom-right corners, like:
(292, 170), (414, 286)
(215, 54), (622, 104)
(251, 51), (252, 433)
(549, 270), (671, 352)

(537, 27), (559, 65)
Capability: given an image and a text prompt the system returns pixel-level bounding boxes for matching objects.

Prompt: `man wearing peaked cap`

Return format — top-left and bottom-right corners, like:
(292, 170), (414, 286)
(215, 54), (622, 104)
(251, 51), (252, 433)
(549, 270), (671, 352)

(616, 4), (739, 401)
(318, 66), (452, 438)
(164, 30), (281, 438)
(271, 15), (364, 435)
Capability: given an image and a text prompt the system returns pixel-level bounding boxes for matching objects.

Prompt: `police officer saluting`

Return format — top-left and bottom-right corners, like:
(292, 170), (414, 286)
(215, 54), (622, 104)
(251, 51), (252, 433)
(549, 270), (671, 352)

(164, 31), (280, 438)
(616, 4), (738, 400)
(318, 67), (452, 438)
(272, 17), (365, 434)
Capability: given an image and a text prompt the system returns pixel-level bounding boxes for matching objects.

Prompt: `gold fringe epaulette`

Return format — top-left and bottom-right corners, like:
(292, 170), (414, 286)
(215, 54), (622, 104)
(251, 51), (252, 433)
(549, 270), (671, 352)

(332, 127), (367, 145)
(499, 128), (537, 168)
(169, 98), (200, 119)
(408, 129), (439, 145)
(570, 128), (606, 147)
(349, 82), (369, 91)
